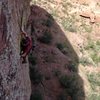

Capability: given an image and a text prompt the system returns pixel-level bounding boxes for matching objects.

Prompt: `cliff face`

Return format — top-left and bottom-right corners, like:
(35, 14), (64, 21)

(0, 0), (31, 100)
(29, 5), (85, 100)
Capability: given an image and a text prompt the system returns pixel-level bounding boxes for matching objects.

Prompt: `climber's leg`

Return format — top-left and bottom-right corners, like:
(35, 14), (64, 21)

(21, 49), (27, 63)
(22, 56), (27, 63)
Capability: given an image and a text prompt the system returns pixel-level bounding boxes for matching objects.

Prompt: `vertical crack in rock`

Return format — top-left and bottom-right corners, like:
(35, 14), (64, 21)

(0, 5), (7, 54)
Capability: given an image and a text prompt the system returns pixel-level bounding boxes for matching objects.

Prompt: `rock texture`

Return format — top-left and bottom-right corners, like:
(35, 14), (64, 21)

(29, 5), (85, 100)
(0, 0), (31, 100)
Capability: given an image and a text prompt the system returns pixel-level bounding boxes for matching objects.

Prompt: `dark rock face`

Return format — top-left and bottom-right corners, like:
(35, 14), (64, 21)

(0, 8), (7, 54)
(28, 5), (85, 100)
(0, 0), (31, 100)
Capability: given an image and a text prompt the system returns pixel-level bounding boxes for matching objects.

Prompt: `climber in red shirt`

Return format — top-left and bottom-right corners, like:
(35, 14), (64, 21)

(20, 32), (32, 63)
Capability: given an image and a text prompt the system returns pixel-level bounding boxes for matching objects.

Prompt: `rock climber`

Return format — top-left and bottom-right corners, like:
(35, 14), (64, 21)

(20, 32), (33, 63)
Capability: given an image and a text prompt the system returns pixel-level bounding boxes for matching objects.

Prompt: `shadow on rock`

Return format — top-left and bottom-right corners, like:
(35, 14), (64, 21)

(28, 5), (85, 100)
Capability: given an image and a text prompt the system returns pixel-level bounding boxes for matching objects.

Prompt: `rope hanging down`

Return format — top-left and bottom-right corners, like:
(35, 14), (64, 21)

(17, 10), (25, 33)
